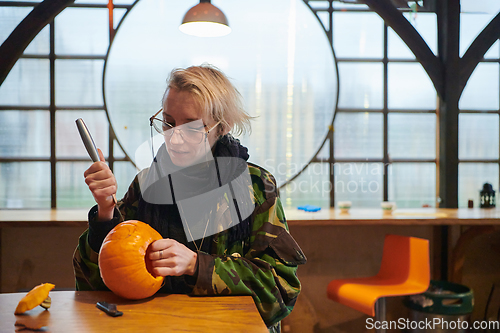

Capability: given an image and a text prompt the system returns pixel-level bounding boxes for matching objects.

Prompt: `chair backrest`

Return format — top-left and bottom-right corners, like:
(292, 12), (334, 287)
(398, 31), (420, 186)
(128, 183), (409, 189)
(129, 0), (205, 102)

(377, 234), (430, 285)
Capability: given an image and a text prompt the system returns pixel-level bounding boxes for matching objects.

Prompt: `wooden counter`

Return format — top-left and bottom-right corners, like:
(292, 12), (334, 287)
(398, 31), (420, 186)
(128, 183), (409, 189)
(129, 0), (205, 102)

(285, 207), (500, 226)
(2, 207), (500, 227)
(0, 209), (89, 227)
(1, 207), (498, 283)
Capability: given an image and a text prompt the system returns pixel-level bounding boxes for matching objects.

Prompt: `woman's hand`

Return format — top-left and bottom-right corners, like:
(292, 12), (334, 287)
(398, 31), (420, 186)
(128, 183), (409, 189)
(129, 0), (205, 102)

(83, 148), (117, 221)
(149, 239), (198, 277)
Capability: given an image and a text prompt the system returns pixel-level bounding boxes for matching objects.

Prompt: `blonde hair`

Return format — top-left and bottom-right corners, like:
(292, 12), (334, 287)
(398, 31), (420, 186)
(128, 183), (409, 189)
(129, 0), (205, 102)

(162, 64), (252, 136)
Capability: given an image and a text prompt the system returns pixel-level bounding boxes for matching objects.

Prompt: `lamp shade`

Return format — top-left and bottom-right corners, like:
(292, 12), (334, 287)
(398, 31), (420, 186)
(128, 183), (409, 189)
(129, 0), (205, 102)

(179, 2), (231, 37)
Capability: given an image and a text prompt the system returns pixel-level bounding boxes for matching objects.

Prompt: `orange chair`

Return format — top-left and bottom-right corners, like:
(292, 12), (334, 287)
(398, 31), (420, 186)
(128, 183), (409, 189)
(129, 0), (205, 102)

(327, 234), (430, 332)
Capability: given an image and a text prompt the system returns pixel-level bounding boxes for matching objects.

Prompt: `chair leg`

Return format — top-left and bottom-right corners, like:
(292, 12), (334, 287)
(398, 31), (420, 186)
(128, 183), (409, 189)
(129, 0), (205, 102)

(375, 298), (386, 333)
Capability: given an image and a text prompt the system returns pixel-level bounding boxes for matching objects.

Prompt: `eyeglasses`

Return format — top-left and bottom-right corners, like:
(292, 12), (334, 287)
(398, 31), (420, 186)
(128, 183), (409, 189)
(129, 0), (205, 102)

(149, 109), (220, 144)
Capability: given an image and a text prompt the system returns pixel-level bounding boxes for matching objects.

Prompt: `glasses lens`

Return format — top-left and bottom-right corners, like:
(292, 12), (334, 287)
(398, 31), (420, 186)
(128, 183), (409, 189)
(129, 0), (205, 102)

(179, 120), (207, 144)
(182, 129), (204, 144)
(151, 119), (167, 134)
(152, 119), (205, 144)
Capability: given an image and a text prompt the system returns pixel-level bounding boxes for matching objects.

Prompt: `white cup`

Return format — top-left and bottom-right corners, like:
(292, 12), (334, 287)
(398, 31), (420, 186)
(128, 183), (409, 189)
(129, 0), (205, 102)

(381, 201), (396, 214)
(338, 201), (352, 214)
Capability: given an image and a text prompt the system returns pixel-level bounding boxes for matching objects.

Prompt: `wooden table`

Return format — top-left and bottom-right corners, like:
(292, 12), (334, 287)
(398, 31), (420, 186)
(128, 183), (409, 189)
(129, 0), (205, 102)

(0, 291), (268, 332)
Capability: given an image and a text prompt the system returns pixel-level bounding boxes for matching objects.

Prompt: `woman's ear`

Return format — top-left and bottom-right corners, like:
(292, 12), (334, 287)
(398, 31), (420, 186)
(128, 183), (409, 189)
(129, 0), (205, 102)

(219, 123), (231, 136)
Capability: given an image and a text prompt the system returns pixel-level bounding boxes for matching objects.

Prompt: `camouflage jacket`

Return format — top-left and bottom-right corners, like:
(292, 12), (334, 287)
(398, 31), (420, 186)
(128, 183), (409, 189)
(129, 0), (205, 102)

(73, 162), (307, 331)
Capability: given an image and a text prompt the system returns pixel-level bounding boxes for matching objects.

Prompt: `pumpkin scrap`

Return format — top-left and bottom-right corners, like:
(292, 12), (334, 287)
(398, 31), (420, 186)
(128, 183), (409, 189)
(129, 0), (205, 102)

(14, 283), (55, 314)
(99, 220), (164, 300)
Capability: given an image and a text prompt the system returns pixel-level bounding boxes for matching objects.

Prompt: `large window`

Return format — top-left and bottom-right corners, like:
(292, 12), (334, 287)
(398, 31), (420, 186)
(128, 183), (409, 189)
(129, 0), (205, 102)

(313, 2), (439, 208)
(457, 1), (500, 208)
(1, 0), (500, 209)
(0, 0), (137, 209)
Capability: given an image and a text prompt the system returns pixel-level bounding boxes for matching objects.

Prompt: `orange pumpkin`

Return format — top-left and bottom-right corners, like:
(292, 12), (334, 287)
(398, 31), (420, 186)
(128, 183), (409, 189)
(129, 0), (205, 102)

(99, 220), (164, 299)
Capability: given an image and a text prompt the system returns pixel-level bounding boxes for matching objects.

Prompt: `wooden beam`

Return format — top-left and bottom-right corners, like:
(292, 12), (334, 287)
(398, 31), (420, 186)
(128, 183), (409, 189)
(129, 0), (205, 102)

(436, 0), (461, 281)
(0, 0), (75, 85)
(364, 0), (444, 98)
(436, 0), (460, 209)
(459, 11), (500, 95)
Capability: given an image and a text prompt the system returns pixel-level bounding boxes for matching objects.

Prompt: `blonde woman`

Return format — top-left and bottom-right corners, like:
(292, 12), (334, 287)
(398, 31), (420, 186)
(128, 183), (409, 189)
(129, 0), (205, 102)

(74, 64), (306, 332)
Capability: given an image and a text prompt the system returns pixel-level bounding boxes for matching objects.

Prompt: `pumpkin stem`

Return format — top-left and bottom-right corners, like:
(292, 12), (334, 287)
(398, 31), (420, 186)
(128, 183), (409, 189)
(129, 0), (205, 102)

(40, 296), (51, 310)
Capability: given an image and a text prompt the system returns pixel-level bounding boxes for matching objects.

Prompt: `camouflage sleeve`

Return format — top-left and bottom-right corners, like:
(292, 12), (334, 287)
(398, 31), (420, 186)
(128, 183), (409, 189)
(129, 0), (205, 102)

(73, 174), (142, 291)
(192, 167), (307, 328)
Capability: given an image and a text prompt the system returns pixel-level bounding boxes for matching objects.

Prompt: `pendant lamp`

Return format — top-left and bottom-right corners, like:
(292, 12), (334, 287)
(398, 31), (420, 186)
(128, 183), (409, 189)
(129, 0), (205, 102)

(179, 0), (231, 37)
